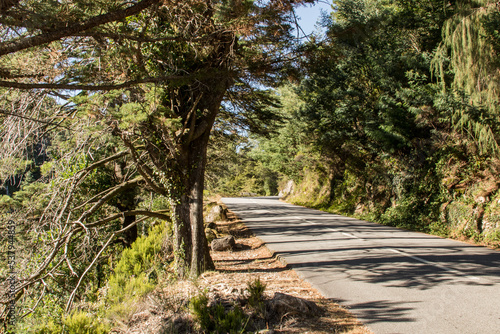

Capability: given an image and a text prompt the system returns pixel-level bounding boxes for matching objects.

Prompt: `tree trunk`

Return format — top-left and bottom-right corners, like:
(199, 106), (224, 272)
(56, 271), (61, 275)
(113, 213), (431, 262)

(329, 171), (345, 203)
(172, 193), (193, 277)
(114, 159), (138, 247)
(187, 133), (215, 277)
(171, 136), (215, 277)
(170, 86), (226, 277)
(122, 214), (137, 247)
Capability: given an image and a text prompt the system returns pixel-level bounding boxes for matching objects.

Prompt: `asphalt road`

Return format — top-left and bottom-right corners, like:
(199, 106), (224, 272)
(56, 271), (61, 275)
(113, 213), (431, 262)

(221, 196), (500, 334)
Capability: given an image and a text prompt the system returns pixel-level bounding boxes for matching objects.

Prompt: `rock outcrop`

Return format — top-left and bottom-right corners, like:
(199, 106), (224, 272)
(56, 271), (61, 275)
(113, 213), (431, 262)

(206, 204), (227, 223)
(211, 236), (236, 251)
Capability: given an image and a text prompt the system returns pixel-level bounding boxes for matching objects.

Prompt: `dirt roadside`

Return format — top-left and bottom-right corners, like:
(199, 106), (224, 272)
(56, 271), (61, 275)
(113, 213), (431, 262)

(119, 208), (372, 333)
(204, 209), (372, 333)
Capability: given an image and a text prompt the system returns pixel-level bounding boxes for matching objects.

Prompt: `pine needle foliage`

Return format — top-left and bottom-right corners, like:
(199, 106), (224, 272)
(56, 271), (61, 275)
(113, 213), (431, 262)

(432, 0), (500, 155)
(189, 293), (247, 334)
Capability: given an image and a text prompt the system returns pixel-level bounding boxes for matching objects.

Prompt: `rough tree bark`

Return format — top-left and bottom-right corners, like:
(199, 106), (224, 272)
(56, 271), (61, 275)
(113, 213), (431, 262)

(113, 160), (138, 247)
(170, 77), (230, 277)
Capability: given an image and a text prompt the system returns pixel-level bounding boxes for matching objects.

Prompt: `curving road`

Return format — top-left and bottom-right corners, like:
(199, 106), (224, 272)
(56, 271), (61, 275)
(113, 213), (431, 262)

(222, 196), (500, 334)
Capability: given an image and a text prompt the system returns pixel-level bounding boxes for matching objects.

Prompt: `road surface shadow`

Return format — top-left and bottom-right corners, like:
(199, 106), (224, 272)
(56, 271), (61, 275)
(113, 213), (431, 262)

(223, 197), (500, 332)
(288, 253), (497, 289)
(236, 220), (500, 287)
(332, 299), (418, 324)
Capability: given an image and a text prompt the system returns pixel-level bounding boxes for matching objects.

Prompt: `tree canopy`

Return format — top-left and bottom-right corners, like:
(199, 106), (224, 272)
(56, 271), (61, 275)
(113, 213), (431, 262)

(217, 0), (500, 244)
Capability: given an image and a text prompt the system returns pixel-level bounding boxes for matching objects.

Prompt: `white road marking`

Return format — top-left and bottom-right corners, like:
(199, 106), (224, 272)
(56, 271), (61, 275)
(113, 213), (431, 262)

(299, 217), (366, 240)
(292, 215), (480, 282)
(387, 248), (480, 281)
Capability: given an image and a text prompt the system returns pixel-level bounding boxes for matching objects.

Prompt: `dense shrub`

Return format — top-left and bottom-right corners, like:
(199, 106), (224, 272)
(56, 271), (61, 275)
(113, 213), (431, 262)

(107, 223), (166, 306)
(189, 294), (248, 334)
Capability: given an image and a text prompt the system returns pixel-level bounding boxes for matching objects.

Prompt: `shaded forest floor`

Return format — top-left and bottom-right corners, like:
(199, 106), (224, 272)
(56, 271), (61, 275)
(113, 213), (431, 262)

(120, 210), (371, 333)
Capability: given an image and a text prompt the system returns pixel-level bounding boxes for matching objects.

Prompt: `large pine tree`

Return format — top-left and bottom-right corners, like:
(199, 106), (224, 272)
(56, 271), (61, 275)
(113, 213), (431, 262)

(0, 0), (315, 316)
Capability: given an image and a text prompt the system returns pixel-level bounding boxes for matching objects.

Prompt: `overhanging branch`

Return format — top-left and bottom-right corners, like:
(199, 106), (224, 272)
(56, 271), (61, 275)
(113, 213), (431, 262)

(78, 177), (143, 223)
(76, 31), (184, 43)
(0, 0), (161, 56)
(80, 150), (130, 175)
(0, 75), (185, 91)
(0, 108), (70, 129)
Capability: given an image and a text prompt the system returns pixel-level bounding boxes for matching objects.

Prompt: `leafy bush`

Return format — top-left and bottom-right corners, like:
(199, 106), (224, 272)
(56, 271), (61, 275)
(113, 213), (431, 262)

(247, 277), (266, 315)
(33, 311), (109, 334)
(484, 229), (500, 246)
(33, 320), (61, 334)
(190, 293), (248, 334)
(63, 311), (110, 334)
(0, 195), (18, 210)
(107, 223), (166, 306)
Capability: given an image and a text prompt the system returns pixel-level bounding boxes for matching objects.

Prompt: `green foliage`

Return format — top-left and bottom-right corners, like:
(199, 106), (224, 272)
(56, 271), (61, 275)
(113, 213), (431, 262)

(0, 157), (32, 182)
(189, 294), (212, 331)
(32, 311), (109, 334)
(213, 0), (498, 246)
(63, 311), (110, 334)
(1, 0), (335, 327)
(484, 230), (500, 246)
(0, 195), (18, 210)
(32, 321), (62, 334)
(379, 197), (426, 231)
(446, 201), (476, 227)
(107, 224), (166, 306)
(11, 181), (51, 215)
(247, 277), (266, 316)
(431, 0), (500, 155)
(206, 139), (279, 197)
(189, 293), (247, 334)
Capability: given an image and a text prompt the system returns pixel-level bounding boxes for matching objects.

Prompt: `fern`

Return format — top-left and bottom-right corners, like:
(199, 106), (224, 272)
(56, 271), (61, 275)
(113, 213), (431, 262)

(431, 0), (500, 155)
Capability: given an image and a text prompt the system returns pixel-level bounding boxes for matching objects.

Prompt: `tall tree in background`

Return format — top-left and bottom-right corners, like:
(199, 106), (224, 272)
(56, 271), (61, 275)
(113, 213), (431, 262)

(252, 0), (471, 228)
(297, 0), (441, 191)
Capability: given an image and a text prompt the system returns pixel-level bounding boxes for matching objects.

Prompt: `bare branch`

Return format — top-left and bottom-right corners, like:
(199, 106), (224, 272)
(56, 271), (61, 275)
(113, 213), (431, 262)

(65, 233), (115, 312)
(65, 215), (150, 312)
(0, 0), (19, 14)
(18, 285), (46, 320)
(75, 31), (184, 43)
(0, 75), (185, 91)
(0, 108), (70, 129)
(85, 209), (171, 228)
(123, 138), (166, 195)
(80, 150), (130, 175)
(78, 177), (143, 223)
(178, 93), (203, 143)
(22, 238), (66, 289)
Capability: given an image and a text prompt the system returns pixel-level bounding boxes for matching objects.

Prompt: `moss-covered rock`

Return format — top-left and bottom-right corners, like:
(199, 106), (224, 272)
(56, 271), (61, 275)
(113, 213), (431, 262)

(445, 200), (478, 232)
(205, 228), (218, 244)
(483, 194), (500, 245)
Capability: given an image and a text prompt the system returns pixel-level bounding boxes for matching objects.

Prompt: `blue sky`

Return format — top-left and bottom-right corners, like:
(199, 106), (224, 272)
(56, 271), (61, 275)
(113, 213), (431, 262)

(294, 1), (333, 36)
